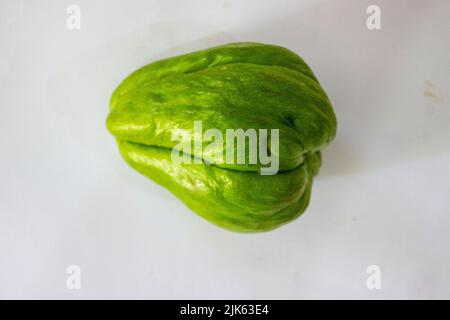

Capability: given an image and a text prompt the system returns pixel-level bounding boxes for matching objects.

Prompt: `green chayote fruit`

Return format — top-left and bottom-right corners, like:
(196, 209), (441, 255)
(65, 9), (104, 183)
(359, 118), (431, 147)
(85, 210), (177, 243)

(107, 42), (336, 232)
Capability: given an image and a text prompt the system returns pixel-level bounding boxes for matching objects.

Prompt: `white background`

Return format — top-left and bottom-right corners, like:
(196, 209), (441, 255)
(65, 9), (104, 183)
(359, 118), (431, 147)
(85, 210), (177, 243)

(1, 0), (449, 299)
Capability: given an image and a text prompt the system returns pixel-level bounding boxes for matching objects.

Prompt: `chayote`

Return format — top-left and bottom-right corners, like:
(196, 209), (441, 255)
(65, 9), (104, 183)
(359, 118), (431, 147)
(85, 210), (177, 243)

(107, 42), (336, 232)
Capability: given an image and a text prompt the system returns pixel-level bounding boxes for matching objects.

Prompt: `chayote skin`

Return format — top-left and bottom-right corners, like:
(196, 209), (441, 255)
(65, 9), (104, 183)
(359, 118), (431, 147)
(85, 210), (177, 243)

(107, 42), (336, 232)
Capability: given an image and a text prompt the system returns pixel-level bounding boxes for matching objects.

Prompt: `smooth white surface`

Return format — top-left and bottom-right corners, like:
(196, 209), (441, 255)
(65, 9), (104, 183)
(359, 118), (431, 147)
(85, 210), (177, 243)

(1, 0), (449, 299)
